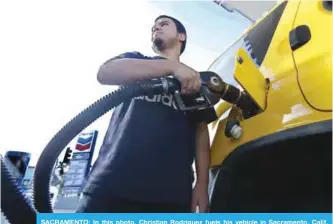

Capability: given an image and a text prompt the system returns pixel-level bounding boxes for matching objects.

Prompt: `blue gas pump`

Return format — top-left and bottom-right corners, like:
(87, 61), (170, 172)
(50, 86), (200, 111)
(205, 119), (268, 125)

(4, 151), (31, 186)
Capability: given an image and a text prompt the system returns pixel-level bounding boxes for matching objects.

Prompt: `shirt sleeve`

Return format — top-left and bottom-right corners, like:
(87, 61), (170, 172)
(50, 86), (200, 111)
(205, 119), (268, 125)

(102, 51), (144, 65)
(187, 107), (218, 124)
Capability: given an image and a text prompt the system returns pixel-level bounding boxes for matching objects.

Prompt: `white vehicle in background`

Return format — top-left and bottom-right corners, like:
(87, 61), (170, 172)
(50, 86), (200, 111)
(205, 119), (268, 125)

(49, 186), (59, 207)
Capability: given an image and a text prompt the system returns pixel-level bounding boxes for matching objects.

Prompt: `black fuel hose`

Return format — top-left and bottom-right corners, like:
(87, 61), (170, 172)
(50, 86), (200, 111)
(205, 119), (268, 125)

(1, 156), (37, 224)
(1, 71), (249, 223)
(1, 78), (180, 224)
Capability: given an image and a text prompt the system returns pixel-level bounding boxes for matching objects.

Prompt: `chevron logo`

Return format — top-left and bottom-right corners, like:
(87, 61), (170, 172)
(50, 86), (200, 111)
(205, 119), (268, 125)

(75, 142), (91, 151)
(75, 132), (95, 151)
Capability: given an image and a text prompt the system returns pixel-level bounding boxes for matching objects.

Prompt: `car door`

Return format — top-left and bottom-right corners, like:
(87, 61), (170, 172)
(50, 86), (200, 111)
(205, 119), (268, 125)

(290, 0), (332, 111)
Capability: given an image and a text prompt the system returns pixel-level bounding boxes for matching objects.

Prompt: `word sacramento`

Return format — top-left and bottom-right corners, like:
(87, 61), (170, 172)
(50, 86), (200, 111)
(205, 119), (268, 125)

(41, 220), (89, 224)
(140, 220), (204, 224)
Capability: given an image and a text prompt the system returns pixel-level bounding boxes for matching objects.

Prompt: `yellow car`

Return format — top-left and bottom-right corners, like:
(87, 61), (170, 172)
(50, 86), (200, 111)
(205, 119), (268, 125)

(207, 0), (332, 212)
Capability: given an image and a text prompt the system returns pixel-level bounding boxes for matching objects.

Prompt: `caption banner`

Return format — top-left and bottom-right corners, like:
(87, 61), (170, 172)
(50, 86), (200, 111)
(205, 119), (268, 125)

(37, 213), (332, 224)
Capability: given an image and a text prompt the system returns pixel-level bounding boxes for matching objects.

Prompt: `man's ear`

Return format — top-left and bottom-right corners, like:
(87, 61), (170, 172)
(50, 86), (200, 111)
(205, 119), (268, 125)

(178, 33), (186, 42)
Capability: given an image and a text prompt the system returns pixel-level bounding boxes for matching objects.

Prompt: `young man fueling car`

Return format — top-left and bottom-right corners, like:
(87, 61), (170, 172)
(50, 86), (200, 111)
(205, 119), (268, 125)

(76, 15), (217, 213)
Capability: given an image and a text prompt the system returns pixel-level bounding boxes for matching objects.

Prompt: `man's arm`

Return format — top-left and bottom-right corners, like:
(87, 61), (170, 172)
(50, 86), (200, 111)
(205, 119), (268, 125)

(96, 51), (202, 94)
(189, 107), (217, 212)
(97, 57), (176, 85)
(194, 122), (210, 191)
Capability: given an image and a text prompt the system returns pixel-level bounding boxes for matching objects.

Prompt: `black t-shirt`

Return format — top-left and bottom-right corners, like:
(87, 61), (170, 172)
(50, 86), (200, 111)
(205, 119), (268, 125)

(82, 51), (217, 205)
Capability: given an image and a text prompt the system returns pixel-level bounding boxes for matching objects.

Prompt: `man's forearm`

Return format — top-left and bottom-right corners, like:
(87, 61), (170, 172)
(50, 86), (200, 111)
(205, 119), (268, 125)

(195, 122), (211, 189)
(97, 59), (176, 85)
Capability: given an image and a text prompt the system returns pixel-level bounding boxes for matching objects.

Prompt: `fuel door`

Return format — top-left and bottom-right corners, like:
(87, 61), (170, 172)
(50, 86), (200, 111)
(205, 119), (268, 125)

(290, 0), (332, 111)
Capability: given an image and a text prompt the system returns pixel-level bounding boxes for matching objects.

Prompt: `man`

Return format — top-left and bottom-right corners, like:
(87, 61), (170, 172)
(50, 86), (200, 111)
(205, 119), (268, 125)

(76, 15), (217, 213)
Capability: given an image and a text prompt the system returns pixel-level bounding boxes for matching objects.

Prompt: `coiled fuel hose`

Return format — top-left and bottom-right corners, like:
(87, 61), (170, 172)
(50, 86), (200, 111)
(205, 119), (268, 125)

(1, 78), (181, 224)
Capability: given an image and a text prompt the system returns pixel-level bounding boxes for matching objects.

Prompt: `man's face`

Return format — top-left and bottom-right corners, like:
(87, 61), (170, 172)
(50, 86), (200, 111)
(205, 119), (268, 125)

(151, 17), (185, 52)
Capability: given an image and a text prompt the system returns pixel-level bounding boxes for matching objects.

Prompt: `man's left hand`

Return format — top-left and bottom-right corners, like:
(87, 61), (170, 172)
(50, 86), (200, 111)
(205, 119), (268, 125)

(191, 184), (209, 213)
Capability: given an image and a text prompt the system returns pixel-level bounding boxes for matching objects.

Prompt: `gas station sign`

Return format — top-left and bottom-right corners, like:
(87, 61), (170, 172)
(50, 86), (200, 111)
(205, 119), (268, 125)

(61, 130), (98, 195)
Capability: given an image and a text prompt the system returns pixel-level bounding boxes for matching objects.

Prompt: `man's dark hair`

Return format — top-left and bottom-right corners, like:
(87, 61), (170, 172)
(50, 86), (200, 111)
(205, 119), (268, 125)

(155, 15), (187, 55)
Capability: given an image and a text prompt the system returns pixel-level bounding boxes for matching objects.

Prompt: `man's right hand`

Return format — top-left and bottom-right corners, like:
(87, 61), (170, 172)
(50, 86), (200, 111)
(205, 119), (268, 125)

(172, 62), (202, 95)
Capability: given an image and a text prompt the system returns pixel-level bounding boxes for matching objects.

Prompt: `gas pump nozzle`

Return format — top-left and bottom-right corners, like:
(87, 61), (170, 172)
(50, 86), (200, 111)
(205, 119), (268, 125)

(171, 71), (223, 111)
(143, 71), (256, 115)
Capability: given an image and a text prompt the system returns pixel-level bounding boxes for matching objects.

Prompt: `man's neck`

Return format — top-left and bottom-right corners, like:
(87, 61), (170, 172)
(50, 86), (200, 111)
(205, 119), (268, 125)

(157, 48), (180, 61)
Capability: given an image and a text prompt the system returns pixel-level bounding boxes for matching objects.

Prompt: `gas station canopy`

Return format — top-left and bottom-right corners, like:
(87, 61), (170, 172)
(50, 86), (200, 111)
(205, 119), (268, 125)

(216, 0), (279, 22)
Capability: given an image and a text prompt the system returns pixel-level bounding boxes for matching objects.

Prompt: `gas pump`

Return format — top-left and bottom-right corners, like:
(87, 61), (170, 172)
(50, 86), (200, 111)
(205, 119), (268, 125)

(3, 151), (31, 186)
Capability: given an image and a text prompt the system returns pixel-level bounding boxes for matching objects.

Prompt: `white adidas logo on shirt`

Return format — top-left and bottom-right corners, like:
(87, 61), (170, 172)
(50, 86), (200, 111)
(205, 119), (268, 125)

(134, 94), (178, 110)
